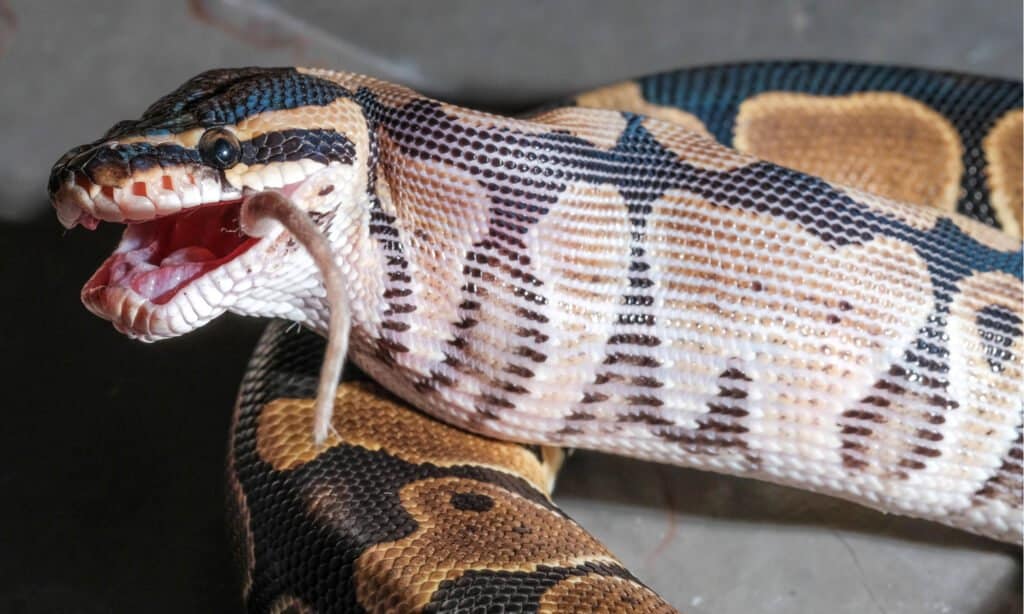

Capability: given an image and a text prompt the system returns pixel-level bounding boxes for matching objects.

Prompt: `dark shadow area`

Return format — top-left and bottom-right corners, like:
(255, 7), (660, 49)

(0, 210), (258, 612)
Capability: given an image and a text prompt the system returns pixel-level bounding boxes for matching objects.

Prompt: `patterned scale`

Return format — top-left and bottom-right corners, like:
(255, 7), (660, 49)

(46, 62), (1022, 612)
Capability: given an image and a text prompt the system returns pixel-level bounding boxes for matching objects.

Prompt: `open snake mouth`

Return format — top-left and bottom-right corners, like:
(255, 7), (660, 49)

(83, 199), (258, 305)
(49, 140), (343, 340)
(48, 165), (319, 340)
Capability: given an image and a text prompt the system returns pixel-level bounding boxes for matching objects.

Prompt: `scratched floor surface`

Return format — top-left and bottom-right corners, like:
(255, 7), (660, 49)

(0, 1), (1020, 612)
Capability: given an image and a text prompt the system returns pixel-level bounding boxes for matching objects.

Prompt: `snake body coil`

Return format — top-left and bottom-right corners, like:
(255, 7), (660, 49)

(49, 62), (1022, 611)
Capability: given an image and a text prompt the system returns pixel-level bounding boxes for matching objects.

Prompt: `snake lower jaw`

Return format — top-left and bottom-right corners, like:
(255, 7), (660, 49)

(78, 197), (277, 341)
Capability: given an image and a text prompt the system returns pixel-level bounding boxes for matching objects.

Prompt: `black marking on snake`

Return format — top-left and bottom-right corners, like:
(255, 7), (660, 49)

(423, 562), (648, 613)
(976, 305), (1022, 373)
(636, 61), (1023, 228)
(104, 67), (352, 138)
(241, 128), (355, 166)
(450, 491), (495, 512)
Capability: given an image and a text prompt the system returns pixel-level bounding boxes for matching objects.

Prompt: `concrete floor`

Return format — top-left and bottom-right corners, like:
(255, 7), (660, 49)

(0, 1), (1020, 612)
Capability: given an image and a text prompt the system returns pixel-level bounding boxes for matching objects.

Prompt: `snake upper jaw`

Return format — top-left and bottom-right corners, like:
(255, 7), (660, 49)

(50, 160), (352, 342)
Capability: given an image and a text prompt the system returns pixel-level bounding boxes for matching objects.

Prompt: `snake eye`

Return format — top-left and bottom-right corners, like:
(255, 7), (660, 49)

(198, 128), (241, 170)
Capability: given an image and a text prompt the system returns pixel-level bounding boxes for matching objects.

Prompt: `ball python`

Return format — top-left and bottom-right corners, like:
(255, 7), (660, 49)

(48, 61), (1022, 611)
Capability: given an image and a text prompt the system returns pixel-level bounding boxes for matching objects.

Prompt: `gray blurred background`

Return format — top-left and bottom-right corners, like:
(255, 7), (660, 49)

(0, 1), (1020, 612)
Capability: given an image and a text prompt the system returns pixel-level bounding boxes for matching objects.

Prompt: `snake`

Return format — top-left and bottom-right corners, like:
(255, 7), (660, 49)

(48, 61), (1022, 612)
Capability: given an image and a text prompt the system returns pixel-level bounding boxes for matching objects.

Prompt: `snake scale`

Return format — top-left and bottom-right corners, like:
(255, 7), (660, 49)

(49, 62), (1022, 612)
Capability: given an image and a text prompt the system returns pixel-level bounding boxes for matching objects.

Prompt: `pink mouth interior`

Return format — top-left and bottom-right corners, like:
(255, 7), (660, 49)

(85, 200), (259, 305)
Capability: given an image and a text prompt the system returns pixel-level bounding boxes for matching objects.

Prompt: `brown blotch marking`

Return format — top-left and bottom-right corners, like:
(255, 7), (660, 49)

(717, 386), (748, 400)
(515, 346), (548, 363)
(720, 367), (753, 381)
(698, 419), (749, 434)
(608, 333), (661, 347)
(984, 109), (1023, 237)
(630, 375), (664, 388)
(517, 308), (549, 323)
(842, 409), (887, 423)
(538, 573), (676, 614)
(453, 317), (478, 329)
(568, 411), (597, 421)
(603, 353), (662, 368)
(707, 403), (749, 418)
(618, 411), (674, 426)
(626, 395), (663, 407)
(383, 288), (412, 299)
(254, 381), (553, 491)
(376, 337), (409, 355)
(656, 429), (748, 451)
(354, 477), (617, 611)
(504, 364), (535, 379)
(317, 184), (335, 196)
(495, 380), (530, 395)
(842, 454), (869, 470)
(859, 395), (891, 408)
(480, 394), (516, 410)
(581, 392), (609, 404)
(898, 459), (927, 471)
(734, 91), (963, 211)
(475, 406), (501, 421)
(385, 302), (416, 315)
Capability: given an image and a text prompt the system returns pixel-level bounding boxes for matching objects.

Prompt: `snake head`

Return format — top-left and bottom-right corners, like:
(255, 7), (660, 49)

(48, 67), (374, 341)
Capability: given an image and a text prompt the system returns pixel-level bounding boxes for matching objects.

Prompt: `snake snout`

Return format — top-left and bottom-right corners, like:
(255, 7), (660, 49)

(48, 140), (236, 230)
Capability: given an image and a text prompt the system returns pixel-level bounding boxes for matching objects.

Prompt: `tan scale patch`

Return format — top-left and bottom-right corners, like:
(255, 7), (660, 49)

(375, 128), (492, 358)
(984, 109), (1023, 238)
(255, 381), (556, 492)
(648, 191), (933, 462)
(642, 117), (749, 172)
(523, 182), (633, 410)
(539, 574), (675, 613)
(355, 477), (616, 612)
(439, 99), (629, 151)
(735, 92), (963, 211)
(576, 80), (710, 137)
(229, 98), (365, 141)
(529, 107), (628, 150)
